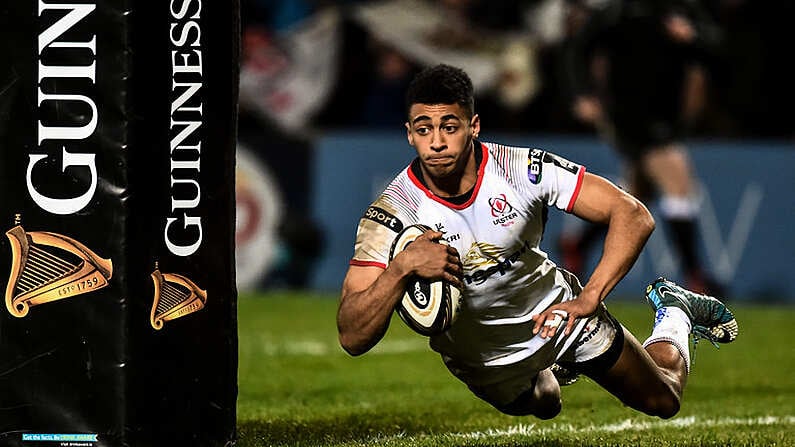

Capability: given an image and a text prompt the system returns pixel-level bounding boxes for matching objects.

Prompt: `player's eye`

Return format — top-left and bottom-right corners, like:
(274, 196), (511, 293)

(443, 125), (458, 133)
(416, 127), (431, 135)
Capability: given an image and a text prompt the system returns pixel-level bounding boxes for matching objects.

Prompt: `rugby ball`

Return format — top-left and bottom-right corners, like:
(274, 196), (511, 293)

(388, 224), (463, 336)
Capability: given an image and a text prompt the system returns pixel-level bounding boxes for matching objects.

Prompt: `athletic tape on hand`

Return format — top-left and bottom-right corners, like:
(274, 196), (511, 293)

(543, 310), (569, 328)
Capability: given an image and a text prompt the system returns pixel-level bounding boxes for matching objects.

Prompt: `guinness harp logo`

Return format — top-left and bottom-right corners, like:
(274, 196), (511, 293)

(5, 225), (113, 317)
(150, 269), (207, 330)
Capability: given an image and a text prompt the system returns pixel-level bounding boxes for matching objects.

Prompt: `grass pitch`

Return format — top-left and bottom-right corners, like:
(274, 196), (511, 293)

(237, 291), (795, 446)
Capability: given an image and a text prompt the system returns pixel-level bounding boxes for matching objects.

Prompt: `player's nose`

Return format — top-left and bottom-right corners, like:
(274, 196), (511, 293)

(430, 129), (446, 151)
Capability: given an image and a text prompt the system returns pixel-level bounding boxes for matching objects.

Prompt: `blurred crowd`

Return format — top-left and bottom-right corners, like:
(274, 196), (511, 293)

(240, 0), (793, 139)
(236, 0), (793, 289)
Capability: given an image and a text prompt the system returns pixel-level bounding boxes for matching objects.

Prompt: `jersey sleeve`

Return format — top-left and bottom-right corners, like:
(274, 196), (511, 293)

(526, 148), (585, 213)
(350, 204), (406, 269)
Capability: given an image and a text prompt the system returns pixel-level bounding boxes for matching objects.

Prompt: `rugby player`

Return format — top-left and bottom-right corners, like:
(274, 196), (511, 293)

(558, 0), (725, 295)
(337, 64), (737, 419)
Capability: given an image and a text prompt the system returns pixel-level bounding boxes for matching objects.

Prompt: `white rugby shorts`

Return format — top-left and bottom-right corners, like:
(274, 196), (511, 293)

(467, 303), (621, 408)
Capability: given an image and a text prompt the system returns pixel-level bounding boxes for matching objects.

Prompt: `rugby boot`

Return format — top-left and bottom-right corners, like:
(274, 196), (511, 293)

(645, 277), (738, 345)
(550, 363), (579, 386)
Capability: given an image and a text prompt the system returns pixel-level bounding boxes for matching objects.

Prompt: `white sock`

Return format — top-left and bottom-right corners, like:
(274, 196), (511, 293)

(660, 194), (700, 219)
(643, 306), (692, 373)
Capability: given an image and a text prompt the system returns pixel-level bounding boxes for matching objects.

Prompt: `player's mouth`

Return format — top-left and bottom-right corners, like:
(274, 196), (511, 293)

(425, 155), (454, 166)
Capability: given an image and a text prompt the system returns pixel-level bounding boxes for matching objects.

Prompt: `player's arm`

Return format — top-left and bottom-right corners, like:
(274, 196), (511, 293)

(337, 231), (463, 356)
(534, 172), (655, 337)
(573, 173), (655, 306)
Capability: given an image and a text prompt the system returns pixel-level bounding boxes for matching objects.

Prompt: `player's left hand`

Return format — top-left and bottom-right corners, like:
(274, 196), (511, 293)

(531, 291), (601, 339)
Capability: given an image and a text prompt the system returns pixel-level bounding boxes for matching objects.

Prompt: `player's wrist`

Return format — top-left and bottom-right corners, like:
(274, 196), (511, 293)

(388, 252), (416, 280)
(578, 284), (604, 305)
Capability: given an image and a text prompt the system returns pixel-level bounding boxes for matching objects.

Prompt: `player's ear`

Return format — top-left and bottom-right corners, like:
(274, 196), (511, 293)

(470, 114), (480, 139)
(405, 122), (414, 146)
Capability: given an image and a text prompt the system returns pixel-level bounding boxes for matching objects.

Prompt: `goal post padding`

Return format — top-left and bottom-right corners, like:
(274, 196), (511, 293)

(0, 1), (239, 446)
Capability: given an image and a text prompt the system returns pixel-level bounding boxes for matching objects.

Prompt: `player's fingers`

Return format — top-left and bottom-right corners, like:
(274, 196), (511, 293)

(533, 311), (548, 329)
(446, 273), (464, 290)
(532, 311), (551, 337)
(445, 246), (461, 262)
(445, 261), (463, 281)
(445, 256), (458, 269)
(549, 309), (572, 336)
(421, 230), (444, 242)
(531, 312), (544, 335)
(541, 309), (568, 338)
(564, 314), (577, 336)
(447, 251), (461, 262)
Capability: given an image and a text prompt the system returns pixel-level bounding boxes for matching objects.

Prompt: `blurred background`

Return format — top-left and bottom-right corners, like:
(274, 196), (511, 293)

(233, 0), (794, 302)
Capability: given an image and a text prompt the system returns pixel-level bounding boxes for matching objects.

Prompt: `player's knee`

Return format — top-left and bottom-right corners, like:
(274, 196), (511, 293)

(497, 394), (561, 419)
(497, 370), (562, 419)
(532, 395), (562, 420)
(643, 388), (681, 419)
(657, 394), (681, 419)
(534, 374), (563, 419)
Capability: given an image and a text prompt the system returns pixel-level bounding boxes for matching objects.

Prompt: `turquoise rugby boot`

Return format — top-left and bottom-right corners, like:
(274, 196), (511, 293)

(645, 277), (739, 345)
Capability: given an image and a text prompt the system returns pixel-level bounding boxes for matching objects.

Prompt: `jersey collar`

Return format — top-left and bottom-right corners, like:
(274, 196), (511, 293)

(407, 141), (488, 210)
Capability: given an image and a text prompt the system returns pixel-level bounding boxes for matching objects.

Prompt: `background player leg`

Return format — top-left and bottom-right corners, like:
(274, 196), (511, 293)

(558, 223), (607, 276)
(641, 144), (720, 294)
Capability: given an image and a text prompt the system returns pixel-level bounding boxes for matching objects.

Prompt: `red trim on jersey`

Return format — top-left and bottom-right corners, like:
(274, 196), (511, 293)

(406, 142), (489, 210)
(350, 259), (386, 269)
(566, 166), (586, 213)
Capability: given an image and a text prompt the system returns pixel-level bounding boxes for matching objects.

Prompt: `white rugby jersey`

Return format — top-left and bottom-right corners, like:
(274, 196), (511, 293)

(350, 141), (590, 385)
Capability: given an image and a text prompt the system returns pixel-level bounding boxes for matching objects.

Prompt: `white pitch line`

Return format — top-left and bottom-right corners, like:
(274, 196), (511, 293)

(353, 415), (795, 446)
(447, 415), (795, 441)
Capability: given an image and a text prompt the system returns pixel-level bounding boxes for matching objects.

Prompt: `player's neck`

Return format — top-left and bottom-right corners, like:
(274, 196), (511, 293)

(421, 143), (478, 198)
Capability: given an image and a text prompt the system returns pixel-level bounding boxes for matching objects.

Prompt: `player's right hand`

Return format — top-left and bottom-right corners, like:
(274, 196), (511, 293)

(396, 230), (464, 289)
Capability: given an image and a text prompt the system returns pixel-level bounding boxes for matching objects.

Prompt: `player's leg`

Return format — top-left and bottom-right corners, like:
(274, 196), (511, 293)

(558, 223), (606, 276)
(587, 325), (687, 419)
(559, 307), (687, 418)
(574, 278), (738, 418)
(640, 143), (717, 293)
(641, 142), (694, 197)
(495, 369), (563, 419)
(624, 157), (655, 203)
(468, 369), (563, 419)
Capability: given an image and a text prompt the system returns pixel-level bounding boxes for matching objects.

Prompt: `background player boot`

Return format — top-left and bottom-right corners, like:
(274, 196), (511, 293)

(685, 268), (726, 297)
(645, 277), (739, 345)
(550, 363), (579, 386)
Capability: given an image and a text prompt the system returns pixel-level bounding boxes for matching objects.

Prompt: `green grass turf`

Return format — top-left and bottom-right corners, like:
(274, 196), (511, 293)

(237, 291), (795, 446)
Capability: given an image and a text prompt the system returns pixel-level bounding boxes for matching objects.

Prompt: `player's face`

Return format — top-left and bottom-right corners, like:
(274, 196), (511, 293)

(405, 103), (480, 179)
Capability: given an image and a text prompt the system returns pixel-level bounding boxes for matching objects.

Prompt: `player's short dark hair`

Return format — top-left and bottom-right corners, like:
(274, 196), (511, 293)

(405, 64), (475, 119)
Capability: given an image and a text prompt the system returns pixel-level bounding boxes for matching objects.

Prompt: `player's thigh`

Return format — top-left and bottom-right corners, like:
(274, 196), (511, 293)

(641, 144), (694, 196)
(466, 364), (562, 418)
